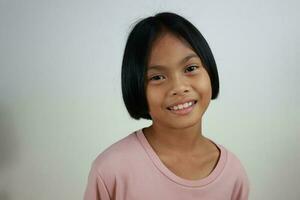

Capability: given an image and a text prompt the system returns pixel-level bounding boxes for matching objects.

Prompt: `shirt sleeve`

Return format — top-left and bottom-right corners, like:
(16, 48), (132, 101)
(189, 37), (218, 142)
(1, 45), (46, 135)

(83, 163), (111, 200)
(231, 164), (250, 200)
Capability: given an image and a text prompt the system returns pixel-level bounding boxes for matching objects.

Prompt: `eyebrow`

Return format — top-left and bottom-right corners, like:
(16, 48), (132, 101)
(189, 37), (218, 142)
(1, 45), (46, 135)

(147, 53), (199, 71)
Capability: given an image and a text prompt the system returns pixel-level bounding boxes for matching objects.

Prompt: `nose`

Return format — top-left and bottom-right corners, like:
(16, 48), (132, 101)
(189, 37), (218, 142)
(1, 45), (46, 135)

(169, 75), (190, 96)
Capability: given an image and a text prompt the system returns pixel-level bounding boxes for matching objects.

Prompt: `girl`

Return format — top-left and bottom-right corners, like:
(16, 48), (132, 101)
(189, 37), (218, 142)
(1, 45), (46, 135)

(84, 12), (249, 200)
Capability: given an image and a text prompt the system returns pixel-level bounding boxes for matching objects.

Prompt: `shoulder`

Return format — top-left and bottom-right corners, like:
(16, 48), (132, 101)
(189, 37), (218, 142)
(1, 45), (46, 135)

(220, 145), (250, 199)
(210, 139), (248, 177)
(218, 144), (248, 177)
(85, 130), (145, 199)
(222, 146), (242, 165)
(220, 144), (250, 196)
(90, 130), (143, 178)
(223, 145), (248, 176)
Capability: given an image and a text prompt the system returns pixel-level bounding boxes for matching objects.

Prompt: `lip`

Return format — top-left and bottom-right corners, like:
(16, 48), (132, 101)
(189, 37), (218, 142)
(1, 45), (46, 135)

(167, 99), (197, 109)
(167, 101), (197, 115)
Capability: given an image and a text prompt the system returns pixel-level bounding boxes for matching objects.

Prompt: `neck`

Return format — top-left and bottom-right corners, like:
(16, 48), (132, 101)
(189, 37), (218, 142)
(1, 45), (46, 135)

(143, 121), (207, 155)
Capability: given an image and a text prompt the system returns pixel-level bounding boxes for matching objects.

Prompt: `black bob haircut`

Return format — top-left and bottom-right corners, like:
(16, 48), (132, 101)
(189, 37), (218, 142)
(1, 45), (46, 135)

(121, 12), (219, 120)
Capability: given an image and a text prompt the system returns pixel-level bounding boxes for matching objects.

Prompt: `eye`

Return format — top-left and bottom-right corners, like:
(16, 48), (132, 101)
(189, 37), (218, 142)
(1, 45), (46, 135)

(149, 75), (165, 81)
(185, 65), (199, 73)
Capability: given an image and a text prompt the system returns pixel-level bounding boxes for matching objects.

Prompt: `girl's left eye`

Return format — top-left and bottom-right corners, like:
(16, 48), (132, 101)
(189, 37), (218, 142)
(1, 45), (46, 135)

(185, 65), (199, 73)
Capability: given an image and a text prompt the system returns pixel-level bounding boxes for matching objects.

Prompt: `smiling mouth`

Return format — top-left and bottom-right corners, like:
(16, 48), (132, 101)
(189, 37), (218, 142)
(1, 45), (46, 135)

(167, 100), (197, 111)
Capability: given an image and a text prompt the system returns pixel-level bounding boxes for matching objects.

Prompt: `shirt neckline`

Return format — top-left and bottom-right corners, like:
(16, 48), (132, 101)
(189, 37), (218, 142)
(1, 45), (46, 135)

(135, 128), (227, 187)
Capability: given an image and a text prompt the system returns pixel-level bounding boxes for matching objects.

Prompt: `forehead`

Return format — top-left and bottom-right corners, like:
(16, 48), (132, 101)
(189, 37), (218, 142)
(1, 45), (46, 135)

(147, 32), (199, 67)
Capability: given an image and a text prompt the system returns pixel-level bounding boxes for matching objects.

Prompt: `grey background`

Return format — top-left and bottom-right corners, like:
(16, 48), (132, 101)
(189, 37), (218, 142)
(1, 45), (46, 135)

(0, 0), (299, 199)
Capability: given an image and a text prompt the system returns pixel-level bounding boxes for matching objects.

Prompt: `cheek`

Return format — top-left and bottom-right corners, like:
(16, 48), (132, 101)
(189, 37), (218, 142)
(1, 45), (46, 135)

(195, 76), (212, 99)
(146, 86), (165, 109)
(203, 81), (212, 96)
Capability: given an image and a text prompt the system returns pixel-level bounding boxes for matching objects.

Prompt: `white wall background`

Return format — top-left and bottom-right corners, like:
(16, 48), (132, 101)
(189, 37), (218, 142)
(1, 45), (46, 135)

(0, 0), (299, 199)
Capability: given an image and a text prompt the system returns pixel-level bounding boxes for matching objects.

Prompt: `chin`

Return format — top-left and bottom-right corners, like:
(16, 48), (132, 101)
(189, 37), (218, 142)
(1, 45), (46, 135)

(166, 116), (202, 130)
(150, 109), (203, 129)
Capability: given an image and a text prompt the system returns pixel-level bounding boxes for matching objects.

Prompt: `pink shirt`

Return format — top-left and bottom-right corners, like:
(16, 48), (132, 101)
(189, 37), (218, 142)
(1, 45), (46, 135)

(83, 128), (250, 200)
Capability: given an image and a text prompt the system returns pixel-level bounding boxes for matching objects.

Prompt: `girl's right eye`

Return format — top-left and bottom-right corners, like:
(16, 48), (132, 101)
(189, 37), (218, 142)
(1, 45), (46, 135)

(149, 75), (164, 81)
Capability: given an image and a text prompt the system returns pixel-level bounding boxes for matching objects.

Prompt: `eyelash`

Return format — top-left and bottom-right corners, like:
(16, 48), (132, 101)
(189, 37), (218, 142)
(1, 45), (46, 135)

(148, 65), (199, 81)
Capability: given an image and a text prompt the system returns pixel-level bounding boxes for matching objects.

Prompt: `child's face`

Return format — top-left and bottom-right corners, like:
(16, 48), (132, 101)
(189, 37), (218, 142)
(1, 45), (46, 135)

(145, 32), (212, 129)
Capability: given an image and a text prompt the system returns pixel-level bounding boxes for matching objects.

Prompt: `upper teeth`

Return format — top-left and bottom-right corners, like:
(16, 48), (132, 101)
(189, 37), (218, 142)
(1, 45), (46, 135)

(169, 101), (194, 111)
